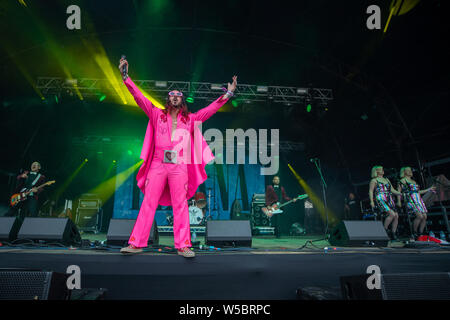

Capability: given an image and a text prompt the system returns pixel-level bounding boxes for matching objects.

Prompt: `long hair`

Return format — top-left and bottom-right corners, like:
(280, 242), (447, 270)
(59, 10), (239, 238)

(163, 95), (190, 120)
(371, 165), (383, 178)
(399, 166), (411, 178)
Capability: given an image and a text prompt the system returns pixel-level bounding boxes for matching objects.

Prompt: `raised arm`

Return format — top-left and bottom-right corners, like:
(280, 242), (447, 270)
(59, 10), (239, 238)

(192, 76), (237, 123)
(119, 57), (154, 118)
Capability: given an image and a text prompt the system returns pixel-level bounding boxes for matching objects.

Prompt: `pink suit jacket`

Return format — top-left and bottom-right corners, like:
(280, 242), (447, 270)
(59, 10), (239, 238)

(123, 77), (229, 206)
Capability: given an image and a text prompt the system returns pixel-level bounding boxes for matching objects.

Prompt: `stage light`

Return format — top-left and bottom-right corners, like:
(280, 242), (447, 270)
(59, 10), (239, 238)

(99, 95), (106, 102)
(155, 81), (167, 88)
(257, 86), (268, 93)
(84, 158), (88, 162)
(65, 79), (78, 86)
(211, 84), (223, 90)
(232, 100), (239, 108)
(186, 96), (194, 103)
(113, 160), (117, 164)
(54, 95), (59, 104)
(297, 88), (308, 95)
(306, 104), (312, 112)
(127, 150), (133, 155)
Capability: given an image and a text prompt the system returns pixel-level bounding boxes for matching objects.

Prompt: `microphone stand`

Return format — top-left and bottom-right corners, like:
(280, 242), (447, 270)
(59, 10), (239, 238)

(312, 158), (329, 237)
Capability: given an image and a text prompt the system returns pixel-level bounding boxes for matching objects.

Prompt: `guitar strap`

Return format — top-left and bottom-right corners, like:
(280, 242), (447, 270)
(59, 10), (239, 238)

(29, 173), (41, 196)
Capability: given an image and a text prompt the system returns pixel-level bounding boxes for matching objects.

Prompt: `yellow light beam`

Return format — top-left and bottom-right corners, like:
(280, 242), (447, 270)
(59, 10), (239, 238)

(287, 163), (336, 222)
(52, 160), (87, 201)
(87, 159), (143, 205)
(383, 5), (396, 33)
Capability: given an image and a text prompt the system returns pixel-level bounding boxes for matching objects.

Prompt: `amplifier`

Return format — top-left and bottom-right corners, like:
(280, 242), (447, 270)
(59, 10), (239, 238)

(251, 201), (270, 227)
(79, 199), (101, 209)
(76, 208), (101, 233)
(252, 193), (265, 203)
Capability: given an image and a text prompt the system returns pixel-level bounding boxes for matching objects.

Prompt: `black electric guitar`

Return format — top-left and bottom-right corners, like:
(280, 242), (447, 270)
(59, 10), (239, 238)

(262, 194), (308, 217)
(10, 180), (55, 207)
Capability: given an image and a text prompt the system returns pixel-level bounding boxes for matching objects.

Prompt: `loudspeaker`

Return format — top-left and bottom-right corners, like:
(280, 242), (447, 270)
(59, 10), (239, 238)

(205, 220), (252, 247)
(251, 202), (270, 226)
(0, 270), (69, 300)
(0, 217), (23, 242)
(341, 273), (450, 300)
(329, 220), (389, 247)
(17, 218), (81, 246)
(106, 219), (158, 246)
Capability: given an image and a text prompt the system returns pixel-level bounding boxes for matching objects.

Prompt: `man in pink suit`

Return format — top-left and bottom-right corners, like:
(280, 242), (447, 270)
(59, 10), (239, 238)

(118, 57), (237, 257)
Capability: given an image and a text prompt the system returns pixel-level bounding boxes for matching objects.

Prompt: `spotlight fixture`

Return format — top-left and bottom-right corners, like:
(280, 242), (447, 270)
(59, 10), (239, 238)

(297, 88), (308, 95)
(155, 81), (167, 88)
(65, 79), (78, 86)
(256, 86), (268, 93)
(186, 96), (194, 103)
(211, 83), (223, 90)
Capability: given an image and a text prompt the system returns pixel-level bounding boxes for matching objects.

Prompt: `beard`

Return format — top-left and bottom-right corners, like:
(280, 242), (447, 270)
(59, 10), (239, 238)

(169, 101), (181, 108)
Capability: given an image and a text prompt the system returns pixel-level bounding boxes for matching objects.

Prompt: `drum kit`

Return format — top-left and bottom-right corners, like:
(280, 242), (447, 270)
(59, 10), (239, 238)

(165, 190), (213, 226)
(189, 192), (207, 225)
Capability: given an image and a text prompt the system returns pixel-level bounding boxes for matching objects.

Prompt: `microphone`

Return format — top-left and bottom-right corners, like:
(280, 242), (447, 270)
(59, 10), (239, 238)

(120, 55), (127, 75)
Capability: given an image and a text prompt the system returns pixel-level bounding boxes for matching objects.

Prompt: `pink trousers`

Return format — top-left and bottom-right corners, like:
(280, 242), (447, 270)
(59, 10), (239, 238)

(128, 161), (191, 249)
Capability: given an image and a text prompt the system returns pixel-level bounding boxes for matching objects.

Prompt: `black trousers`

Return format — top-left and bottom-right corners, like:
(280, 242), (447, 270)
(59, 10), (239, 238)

(271, 214), (281, 238)
(5, 198), (39, 221)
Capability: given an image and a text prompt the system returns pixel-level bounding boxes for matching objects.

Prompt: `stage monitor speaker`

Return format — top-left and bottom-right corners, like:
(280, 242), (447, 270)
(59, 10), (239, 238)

(341, 272), (450, 300)
(106, 219), (158, 247)
(17, 218), (81, 246)
(329, 220), (389, 247)
(205, 220), (252, 247)
(0, 217), (23, 242)
(0, 270), (70, 300)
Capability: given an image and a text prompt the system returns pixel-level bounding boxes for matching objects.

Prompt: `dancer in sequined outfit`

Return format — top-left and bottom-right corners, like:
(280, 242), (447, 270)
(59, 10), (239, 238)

(369, 166), (402, 240)
(397, 167), (436, 238)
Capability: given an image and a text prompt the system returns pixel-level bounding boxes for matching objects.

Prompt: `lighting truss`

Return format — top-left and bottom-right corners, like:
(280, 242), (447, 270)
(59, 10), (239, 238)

(36, 77), (333, 106)
(72, 135), (304, 152)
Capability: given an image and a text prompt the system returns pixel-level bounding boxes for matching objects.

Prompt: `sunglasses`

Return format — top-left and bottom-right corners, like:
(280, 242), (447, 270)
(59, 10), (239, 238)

(168, 91), (183, 97)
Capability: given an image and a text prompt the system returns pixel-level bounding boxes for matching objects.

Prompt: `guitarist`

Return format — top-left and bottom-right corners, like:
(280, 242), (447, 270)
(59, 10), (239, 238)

(14, 162), (46, 218)
(265, 176), (296, 238)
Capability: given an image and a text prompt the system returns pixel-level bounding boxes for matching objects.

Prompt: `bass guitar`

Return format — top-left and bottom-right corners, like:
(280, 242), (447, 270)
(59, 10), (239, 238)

(10, 180), (56, 207)
(262, 194), (308, 217)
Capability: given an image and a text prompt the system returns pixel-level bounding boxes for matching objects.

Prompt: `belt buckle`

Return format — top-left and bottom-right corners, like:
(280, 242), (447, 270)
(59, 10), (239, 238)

(163, 150), (177, 164)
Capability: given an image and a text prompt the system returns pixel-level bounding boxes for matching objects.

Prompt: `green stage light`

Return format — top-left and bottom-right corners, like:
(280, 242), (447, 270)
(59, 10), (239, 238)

(113, 160), (117, 164)
(232, 100), (239, 108)
(99, 95), (106, 102)
(127, 150), (133, 155)
(306, 104), (312, 112)
(186, 96), (194, 103)
(84, 158), (88, 162)
(54, 95), (59, 104)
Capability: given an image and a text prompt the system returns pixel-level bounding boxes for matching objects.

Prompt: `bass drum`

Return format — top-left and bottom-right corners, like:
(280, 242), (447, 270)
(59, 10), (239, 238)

(189, 206), (204, 225)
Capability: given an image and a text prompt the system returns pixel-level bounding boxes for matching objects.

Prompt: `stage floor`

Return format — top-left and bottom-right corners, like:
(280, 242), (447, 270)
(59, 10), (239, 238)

(1, 235), (450, 300)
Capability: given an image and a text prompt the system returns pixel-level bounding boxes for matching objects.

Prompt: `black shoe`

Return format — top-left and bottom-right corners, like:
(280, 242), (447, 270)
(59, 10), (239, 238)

(391, 231), (398, 241)
(385, 229), (392, 238)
